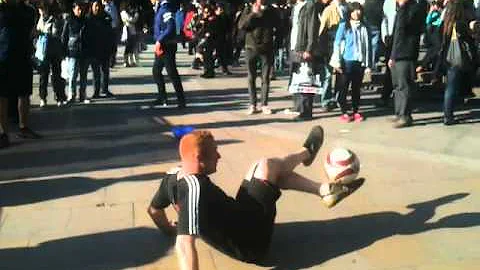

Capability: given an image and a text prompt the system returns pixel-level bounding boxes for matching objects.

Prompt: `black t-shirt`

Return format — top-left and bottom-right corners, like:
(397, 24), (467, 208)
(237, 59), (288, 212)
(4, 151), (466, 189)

(150, 172), (270, 262)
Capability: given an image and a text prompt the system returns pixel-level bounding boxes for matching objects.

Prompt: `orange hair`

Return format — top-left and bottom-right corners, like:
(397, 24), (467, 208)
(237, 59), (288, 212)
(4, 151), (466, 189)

(179, 130), (215, 161)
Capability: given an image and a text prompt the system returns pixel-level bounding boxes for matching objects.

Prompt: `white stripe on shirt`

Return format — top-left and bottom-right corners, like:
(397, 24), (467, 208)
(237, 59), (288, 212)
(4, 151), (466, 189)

(185, 175), (200, 235)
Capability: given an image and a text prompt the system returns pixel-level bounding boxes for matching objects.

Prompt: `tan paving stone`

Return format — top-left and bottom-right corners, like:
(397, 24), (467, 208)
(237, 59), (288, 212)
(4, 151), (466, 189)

(65, 203), (133, 233)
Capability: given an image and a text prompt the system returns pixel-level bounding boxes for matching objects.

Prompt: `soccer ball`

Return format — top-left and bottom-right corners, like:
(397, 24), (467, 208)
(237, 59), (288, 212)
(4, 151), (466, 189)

(324, 147), (360, 184)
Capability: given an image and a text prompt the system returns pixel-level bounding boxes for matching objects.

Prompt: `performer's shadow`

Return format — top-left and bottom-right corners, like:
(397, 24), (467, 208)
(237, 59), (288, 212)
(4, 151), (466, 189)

(264, 193), (479, 270)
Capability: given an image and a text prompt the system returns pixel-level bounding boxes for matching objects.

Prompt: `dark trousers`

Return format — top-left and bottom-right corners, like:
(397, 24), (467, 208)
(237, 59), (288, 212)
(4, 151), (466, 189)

(382, 36), (394, 103)
(391, 60), (416, 118)
(91, 58), (110, 95)
(152, 46), (185, 106)
(38, 57), (66, 101)
(203, 44), (215, 76)
(444, 66), (471, 120)
(336, 61), (364, 114)
(111, 27), (121, 66)
(215, 39), (229, 72)
(246, 49), (272, 107)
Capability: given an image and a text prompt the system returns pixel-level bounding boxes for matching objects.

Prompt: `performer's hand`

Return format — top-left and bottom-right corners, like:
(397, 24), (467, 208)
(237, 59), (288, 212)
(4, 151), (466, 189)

(334, 67), (343, 74)
(415, 66), (423, 73)
(302, 51), (312, 61)
(388, 59), (395, 68)
(364, 68), (371, 75)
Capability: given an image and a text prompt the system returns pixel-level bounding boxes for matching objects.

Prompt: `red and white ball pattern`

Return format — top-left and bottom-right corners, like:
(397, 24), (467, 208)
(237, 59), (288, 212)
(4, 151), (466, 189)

(324, 148), (360, 184)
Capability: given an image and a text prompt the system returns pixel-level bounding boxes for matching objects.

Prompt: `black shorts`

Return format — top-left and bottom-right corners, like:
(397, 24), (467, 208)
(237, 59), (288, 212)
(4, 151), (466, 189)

(234, 178), (281, 262)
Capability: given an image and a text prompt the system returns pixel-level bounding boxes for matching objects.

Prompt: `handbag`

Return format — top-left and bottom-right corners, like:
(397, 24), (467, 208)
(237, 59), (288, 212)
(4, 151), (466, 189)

(288, 62), (326, 95)
(35, 34), (48, 62)
(446, 24), (474, 69)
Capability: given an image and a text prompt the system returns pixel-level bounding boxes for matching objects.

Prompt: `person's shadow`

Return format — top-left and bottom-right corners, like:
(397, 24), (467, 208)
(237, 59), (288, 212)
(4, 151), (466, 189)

(263, 193), (479, 269)
(0, 227), (174, 270)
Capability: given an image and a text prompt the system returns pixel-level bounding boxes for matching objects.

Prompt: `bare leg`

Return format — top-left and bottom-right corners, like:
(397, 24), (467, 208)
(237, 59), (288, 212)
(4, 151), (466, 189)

(18, 96), (29, 129)
(0, 97), (8, 134)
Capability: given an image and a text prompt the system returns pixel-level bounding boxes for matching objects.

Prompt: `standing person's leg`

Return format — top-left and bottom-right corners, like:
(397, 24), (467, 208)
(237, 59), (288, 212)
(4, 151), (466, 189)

(164, 49), (186, 108)
(351, 62), (365, 121)
(335, 64), (350, 119)
(0, 97), (8, 140)
(152, 55), (168, 105)
(78, 58), (89, 103)
(202, 45), (215, 77)
(111, 27), (120, 67)
(392, 61), (414, 128)
(50, 58), (66, 104)
(101, 58), (113, 96)
(259, 52), (272, 114)
(91, 58), (101, 98)
(38, 61), (50, 105)
(380, 37), (394, 107)
(67, 57), (79, 102)
(246, 49), (258, 114)
(444, 66), (460, 125)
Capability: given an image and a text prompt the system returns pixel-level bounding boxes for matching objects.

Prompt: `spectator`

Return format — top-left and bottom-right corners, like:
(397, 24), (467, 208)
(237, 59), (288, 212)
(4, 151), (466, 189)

(330, 2), (372, 123)
(102, 0), (120, 68)
(62, 0), (90, 104)
(436, 0), (477, 125)
(36, 0), (67, 107)
(417, 1), (444, 72)
(388, 0), (423, 128)
(152, 0), (186, 108)
(88, 0), (115, 99)
(176, 2), (186, 49)
(0, 0), (41, 149)
(120, 0), (139, 67)
(317, 0), (347, 112)
(239, 0), (278, 115)
(271, 0), (291, 79)
(363, 0), (384, 69)
(214, 2), (232, 75)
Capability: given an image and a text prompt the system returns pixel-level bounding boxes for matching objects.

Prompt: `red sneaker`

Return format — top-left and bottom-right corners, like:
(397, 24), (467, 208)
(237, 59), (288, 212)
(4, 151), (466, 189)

(339, 114), (352, 123)
(353, 113), (364, 122)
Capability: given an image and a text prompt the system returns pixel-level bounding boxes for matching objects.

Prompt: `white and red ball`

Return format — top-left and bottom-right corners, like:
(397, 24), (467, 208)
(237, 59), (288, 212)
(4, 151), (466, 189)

(324, 148), (360, 184)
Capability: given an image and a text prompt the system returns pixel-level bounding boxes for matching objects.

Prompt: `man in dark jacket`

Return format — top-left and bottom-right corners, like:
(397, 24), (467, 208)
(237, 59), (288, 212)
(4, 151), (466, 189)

(88, 0), (115, 99)
(0, 0), (41, 149)
(388, 0), (422, 128)
(239, 0), (278, 115)
(152, 0), (186, 108)
(62, 0), (90, 104)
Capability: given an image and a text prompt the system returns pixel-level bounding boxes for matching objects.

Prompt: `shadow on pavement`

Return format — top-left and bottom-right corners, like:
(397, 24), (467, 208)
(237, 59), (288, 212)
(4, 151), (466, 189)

(264, 193), (479, 270)
(0, 227), (174, 270)
(0, 172), (165, 207)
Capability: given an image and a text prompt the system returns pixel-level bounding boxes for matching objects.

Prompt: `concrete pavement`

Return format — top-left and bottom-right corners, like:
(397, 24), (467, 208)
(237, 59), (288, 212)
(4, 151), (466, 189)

(0, 46), (479, 269)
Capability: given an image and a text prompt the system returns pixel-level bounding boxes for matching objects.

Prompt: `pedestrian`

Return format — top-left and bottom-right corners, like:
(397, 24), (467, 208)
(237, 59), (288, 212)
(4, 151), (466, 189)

(330, 2), (372, 123)
(152, 0), (186, 108)
(239, 0), (278, 115)
(88, 0), (115, 99)
(62, 0), (90, 104)
(36, 0), (67, 107)
(388, 0), (423, 128)
(435, 0), (477, 125)
(102, 0), (120, 68)
(0, 0), (42, 149)
(148, 126), (364, 267)
(120, 0), (139, 67)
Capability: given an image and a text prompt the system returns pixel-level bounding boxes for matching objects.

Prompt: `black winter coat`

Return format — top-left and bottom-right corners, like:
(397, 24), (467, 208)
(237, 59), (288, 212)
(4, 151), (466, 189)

(62, 16), (87, 58)
(390, 0), (423, 61)
(86, 13), (115, 60)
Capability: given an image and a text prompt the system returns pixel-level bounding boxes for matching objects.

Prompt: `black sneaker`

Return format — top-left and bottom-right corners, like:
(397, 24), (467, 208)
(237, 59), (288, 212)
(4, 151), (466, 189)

(0, 133), (10, 149)
(17, 127), (42, 139)
(104, 91), (115, 98)
(302, 125), (324, 166)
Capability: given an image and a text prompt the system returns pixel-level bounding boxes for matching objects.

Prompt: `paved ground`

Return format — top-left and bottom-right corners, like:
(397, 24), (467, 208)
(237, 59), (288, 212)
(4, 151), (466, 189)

(0, 46), (479, 270)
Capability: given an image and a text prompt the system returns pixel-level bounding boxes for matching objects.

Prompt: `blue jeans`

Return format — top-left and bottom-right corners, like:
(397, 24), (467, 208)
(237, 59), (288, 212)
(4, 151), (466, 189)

(67, 57), (89, 101)
(369, 27), (381, 66)
(317, 63), (334, 107)
(444, 66), (470, 120)
(274, 47), (286, 74)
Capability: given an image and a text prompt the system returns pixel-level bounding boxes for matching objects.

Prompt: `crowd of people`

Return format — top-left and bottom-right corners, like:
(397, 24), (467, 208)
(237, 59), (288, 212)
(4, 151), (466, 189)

(1, 0), (480, 150)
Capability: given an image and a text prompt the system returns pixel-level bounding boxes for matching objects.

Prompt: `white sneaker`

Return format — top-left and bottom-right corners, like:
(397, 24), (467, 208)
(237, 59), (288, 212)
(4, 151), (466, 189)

(39, 99), (46, 108)
(57, 101), (62, 107)
(246, 105), (257, 115)
(261, 106), (272, 115)
(83, 99), (91, 104)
